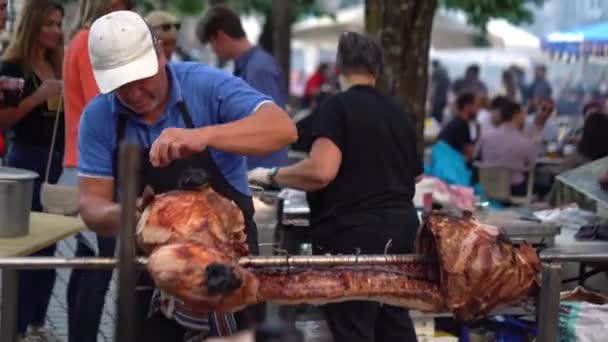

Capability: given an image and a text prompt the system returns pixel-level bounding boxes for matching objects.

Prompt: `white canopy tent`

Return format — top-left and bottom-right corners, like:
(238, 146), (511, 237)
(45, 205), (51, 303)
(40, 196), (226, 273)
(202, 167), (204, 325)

(291, 5), (505, 49)
(290, 5), (541, 76)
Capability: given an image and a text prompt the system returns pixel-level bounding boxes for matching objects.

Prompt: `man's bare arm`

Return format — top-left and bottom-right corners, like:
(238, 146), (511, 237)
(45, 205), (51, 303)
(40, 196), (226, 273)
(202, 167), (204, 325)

(201, 102), (297, 155)
(272, 138), (342, 192)
(78, 176), (120, 237)
(150, 102), (298, 167)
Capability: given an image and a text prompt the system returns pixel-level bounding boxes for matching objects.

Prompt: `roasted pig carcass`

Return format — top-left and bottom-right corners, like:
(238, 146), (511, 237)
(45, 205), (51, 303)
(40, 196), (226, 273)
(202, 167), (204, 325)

(148, 243), (445, 314)
(141, 190), (541, 321)
(137, 186), (247, 258)
(417, 211), (541, 321)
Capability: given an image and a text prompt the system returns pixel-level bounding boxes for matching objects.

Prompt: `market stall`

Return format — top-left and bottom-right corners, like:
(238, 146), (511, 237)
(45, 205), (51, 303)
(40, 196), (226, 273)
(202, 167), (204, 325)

(550, 156), (608, 213)
(535, 156), (608, 342)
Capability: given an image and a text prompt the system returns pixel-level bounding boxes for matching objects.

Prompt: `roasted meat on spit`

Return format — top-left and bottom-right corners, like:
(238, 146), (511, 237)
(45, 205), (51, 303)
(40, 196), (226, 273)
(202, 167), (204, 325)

(138, 188), (541, 321)
(417, 211), (540, 321)
(148, 243), (444, 314)
(137, 186), (248, 258)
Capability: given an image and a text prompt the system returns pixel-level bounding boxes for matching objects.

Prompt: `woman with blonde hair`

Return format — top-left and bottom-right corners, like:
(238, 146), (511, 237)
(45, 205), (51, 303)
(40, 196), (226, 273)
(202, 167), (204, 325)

(61, 1), (133, 341)
(0, 1), (64, 341)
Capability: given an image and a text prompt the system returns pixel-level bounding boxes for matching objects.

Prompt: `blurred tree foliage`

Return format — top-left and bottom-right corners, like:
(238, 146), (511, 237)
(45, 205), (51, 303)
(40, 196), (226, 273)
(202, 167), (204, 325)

(439, 0), (545, 31)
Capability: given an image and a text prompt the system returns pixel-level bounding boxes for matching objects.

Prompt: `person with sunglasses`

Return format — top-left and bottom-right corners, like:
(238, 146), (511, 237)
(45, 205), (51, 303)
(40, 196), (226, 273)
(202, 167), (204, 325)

(523, 97), (560, 144)
(145, 10), (181, 61)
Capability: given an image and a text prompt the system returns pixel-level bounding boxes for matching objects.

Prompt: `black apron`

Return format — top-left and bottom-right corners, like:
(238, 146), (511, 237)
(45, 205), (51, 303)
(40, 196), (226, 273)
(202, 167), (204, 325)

(113, 101), (259, 255)
(113, 101), (260, 340)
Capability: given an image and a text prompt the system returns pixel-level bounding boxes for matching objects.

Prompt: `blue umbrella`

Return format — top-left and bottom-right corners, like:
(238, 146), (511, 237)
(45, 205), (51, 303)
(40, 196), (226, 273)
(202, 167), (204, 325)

(542, 21), (608, 59)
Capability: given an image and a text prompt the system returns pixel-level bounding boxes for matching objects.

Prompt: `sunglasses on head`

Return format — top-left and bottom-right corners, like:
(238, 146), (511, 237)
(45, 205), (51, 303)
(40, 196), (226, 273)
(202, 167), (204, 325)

(156, 23), (181, 32)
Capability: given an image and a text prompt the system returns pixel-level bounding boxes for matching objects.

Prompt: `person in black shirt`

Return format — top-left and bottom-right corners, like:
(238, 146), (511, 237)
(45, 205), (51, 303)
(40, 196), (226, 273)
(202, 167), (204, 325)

(291, 85), (335, 153)
(438, 92), (480, 160)
(249, 32), (421, 342)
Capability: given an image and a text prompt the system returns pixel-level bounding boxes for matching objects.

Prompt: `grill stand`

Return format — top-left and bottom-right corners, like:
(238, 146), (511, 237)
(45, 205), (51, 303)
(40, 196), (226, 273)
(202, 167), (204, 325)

(0, 142), (572, 341)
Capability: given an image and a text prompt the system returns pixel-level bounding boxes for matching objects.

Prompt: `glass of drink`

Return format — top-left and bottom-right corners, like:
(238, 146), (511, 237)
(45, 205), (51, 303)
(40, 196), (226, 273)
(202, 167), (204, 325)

(46, 95), (62, 112)
(547, 142), (559, 159)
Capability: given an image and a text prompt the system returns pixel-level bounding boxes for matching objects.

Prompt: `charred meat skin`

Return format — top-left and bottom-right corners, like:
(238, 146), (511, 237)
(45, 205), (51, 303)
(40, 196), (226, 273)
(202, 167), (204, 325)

(137, 187), (248, 258)
(253, 264), (443, 312)
(417, 211), (541, 321)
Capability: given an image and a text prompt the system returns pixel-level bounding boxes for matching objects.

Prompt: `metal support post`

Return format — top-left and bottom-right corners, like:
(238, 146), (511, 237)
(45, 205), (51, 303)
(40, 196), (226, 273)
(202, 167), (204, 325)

(0, 269), (18, 342)
(537, 261), (562, 342)
(115, 143), (140, 342)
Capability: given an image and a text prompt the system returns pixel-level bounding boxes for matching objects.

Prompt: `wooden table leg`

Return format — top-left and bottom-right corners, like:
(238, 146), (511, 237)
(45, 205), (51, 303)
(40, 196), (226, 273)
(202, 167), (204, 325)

(1, 269), (18, 342)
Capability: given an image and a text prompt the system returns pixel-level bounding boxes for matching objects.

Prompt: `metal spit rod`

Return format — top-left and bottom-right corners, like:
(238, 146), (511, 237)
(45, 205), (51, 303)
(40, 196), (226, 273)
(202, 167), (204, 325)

(238, 254), (430, 267)
(0, 254), (428, 269)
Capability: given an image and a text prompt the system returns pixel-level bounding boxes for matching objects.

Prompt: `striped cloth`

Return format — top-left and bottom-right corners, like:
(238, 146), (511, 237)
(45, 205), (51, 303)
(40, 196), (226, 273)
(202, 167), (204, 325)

(150, 289), (238, 337)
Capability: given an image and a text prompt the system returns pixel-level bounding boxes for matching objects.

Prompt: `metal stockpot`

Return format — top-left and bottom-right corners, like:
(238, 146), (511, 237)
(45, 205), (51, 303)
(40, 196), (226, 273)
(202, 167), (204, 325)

(0, 167), (38, 237)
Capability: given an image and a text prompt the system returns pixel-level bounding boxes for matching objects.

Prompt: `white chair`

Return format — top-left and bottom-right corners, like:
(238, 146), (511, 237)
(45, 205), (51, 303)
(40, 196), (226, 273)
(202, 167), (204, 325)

(475, 162), (535, 206)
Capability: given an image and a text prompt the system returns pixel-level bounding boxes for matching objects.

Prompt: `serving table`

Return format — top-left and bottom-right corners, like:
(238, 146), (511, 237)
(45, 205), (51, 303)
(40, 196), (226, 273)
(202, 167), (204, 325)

(0, 212), (85, 342)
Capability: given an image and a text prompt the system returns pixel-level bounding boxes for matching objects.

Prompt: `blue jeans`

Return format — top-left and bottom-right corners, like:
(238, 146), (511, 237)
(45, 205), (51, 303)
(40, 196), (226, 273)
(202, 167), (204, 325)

(5, 142), (62, 335)
(66, 236), (116, 342)
(60, 167), (118, 342)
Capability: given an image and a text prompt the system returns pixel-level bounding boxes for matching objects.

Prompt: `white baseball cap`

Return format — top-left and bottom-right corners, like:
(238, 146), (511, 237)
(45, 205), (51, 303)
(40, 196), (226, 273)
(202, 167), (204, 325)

(89, 11), (159, 94)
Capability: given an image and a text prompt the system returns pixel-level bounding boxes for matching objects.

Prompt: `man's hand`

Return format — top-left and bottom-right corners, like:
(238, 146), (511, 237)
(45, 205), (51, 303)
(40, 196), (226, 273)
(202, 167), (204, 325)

(150, 128), (208, 167)
(135, 186), (156, 222)
(248, 168), (273, 186)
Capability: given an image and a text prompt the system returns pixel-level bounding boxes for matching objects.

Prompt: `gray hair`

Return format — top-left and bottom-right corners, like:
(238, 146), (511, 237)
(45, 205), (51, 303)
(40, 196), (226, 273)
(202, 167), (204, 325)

(337, 32), (383, 78)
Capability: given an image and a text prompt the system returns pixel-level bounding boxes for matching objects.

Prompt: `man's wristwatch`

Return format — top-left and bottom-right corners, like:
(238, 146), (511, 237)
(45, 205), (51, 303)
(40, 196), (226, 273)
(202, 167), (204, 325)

(268, 167), (279, 186)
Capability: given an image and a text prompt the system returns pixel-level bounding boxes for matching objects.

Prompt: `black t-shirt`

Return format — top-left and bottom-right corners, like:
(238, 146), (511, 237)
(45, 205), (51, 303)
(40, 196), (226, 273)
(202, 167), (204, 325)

(306, 85), (423, 228)
(438, 116), (474, 153)
(0, 60), (64, 151)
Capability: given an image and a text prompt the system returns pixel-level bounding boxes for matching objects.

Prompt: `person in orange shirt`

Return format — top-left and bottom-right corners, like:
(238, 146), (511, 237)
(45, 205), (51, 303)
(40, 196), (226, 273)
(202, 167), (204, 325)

(61, 1), (133, 341)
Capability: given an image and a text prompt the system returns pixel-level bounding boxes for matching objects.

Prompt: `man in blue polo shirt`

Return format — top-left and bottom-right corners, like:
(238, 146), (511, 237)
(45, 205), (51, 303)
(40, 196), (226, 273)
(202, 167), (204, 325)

(196, 4), (289, 169)
(77, 10), (296, 341)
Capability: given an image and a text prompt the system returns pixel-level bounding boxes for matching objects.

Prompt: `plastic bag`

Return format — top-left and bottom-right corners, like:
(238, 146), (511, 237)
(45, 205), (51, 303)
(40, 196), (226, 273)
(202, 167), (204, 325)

(534, 204), (598, 230)
(559, 287), (608, 342)
(413, 176), (476, 211)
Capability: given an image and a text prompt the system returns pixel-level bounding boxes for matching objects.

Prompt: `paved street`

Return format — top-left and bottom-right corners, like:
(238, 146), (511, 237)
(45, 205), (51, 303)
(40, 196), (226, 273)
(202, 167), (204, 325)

(0, 236), (118, 342)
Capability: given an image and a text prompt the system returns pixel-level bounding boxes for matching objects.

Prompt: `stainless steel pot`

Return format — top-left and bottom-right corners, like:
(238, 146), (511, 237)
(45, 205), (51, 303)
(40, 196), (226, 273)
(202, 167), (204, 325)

(0, 167), (39, 237)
